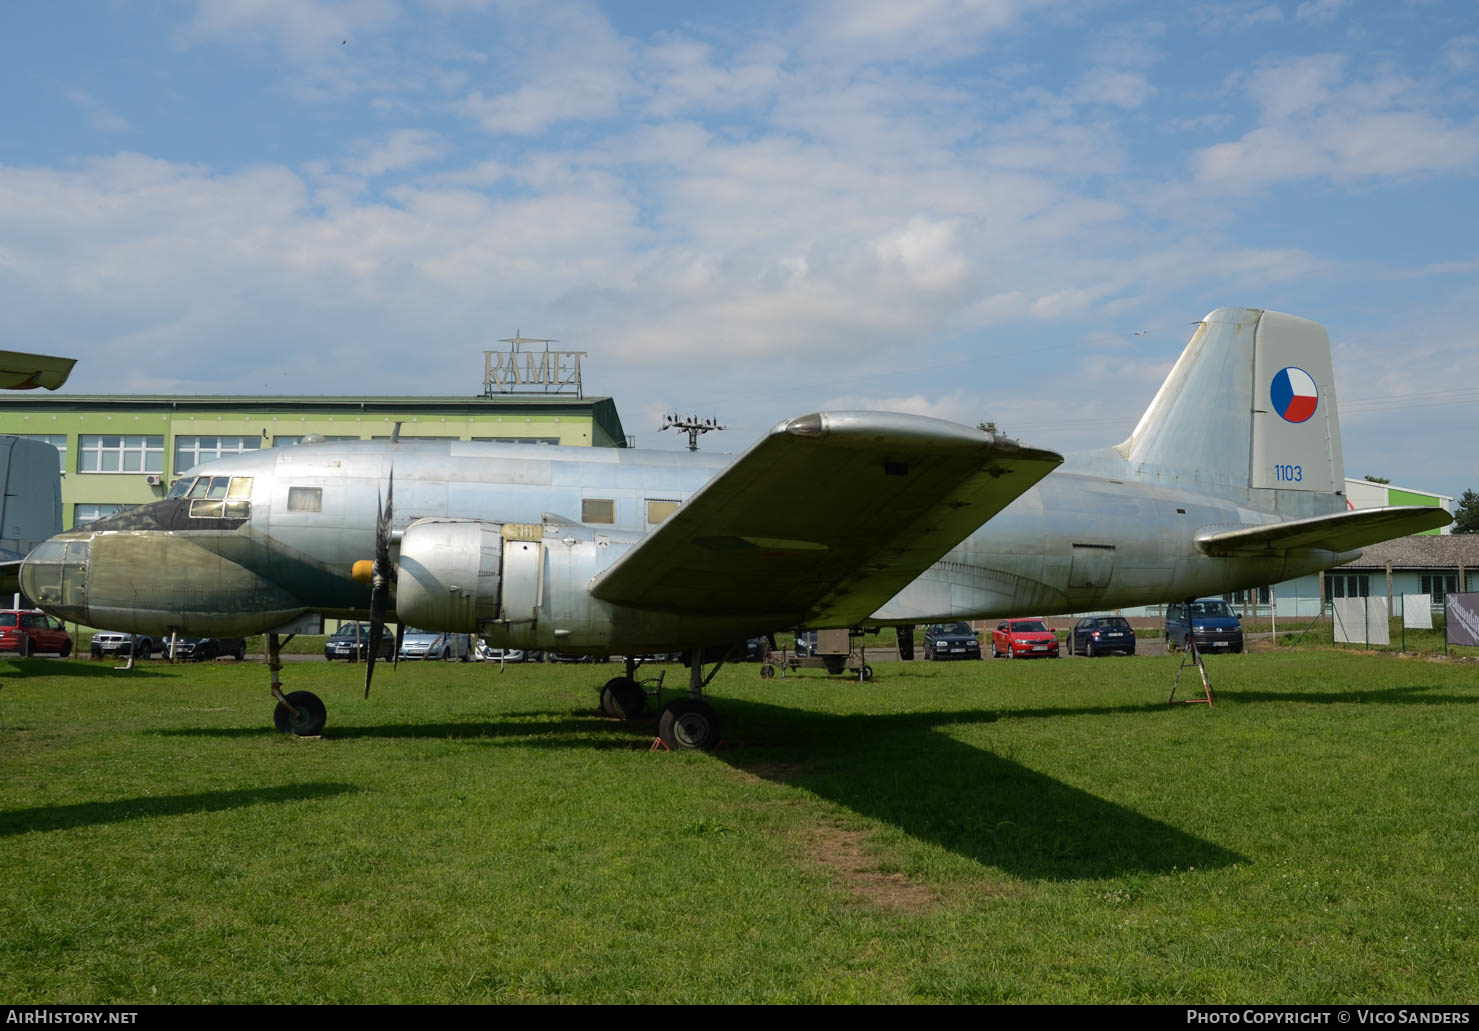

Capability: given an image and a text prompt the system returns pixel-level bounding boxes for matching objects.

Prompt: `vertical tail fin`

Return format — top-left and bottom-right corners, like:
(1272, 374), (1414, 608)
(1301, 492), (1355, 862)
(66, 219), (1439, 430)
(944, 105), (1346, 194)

(1115, 307), (1345, 500)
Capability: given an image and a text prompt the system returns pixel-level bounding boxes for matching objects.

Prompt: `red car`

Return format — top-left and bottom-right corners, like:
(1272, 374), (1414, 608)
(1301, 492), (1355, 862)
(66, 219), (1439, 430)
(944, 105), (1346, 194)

(0, 610), (74, 657)
(990, 618), (1060, 659)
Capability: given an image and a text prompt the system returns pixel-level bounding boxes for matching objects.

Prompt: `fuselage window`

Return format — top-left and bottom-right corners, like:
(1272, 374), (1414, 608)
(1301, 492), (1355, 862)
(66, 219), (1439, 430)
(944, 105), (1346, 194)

(646, 500), (680, 525)
(288, 487), (323, 513)
(582, 498), (614, 524)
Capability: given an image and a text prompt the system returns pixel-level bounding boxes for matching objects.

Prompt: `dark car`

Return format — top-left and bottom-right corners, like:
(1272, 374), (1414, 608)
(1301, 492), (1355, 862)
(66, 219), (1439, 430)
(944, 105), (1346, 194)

(323, 622), (395, 661)
(922, 621), (982, 660)
(90, 630), (154, 660)
(1069, 616), (1137, 657)
(0, 610), (73, 657)
(168, 636), (249, 661)
(1165, 599), (1244, 654)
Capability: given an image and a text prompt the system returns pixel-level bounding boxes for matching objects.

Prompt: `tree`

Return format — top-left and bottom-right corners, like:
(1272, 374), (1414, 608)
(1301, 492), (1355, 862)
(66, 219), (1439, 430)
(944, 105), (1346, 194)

(1454, 490), (1479, 535)
(977, 420), (999, 435)
(1363, 475), (1390, 484)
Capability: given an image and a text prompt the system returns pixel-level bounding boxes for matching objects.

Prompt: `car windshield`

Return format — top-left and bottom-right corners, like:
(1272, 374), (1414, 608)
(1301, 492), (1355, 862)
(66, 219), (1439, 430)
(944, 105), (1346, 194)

(1010, 620), (1048, 633)
(1191, 602), (1235, 618)
(932, 622), (972, 634)
(331, 624), (373, 638)
(404, 629), (436, 637)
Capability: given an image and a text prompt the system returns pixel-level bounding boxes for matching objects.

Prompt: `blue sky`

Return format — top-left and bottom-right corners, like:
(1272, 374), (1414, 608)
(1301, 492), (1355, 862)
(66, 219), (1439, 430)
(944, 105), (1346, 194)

(2, 0), (1477, 498)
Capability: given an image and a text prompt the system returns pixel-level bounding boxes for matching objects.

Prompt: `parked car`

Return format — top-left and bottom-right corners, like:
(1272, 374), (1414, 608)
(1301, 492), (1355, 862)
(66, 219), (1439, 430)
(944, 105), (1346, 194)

(167, 636), (248, 661)
(990, 618), (1061, 659)
(478, 643), (526, 663)
(922, 621), (982, 660)
(546, 652), (610, 663)
(0, 610), (73, 657)
(322, 622), (395, 661)
(90, 631), (153, 660)
(1165, 599), (1244, 653)
(398, 629), (472, 662)
(1069, 616), (1137, 657)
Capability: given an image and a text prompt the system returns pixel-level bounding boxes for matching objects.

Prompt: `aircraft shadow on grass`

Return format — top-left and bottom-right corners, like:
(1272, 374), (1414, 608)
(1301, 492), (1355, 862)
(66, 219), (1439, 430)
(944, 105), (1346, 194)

(0, 783), (360, 837)
(167, 695), (1244, 881)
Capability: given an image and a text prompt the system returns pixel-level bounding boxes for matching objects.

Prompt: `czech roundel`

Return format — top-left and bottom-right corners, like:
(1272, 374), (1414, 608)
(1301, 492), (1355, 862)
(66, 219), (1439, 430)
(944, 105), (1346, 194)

(1270, 367), (1319, 423)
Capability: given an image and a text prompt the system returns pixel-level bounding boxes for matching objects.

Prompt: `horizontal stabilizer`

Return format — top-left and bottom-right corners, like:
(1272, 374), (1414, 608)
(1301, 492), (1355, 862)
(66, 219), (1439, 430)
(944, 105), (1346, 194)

(591, 411), (1062, 626)
(0, 350), (77, 391)
(1196, 506), (1452, 557)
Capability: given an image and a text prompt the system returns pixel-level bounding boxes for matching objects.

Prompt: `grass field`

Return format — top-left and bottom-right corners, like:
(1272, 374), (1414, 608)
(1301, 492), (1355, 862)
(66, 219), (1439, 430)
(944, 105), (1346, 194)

(1, 649), (1476, 1004)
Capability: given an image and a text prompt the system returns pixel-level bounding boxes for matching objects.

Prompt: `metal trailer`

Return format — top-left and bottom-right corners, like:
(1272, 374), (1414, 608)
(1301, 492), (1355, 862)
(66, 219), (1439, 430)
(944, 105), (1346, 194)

(762, 627), (874, 681)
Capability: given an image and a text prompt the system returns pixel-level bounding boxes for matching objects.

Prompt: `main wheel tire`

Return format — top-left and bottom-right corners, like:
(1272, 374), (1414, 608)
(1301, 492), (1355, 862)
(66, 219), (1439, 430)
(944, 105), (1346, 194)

(601, 676), (646, 718)
(822, 656), (848, 676)
(658, 698), (721, 751)
(272, 691), (327, 736)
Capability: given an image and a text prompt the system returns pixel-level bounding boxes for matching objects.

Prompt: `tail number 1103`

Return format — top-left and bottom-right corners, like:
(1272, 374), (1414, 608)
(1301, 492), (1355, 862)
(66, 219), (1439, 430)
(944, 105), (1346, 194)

(1274, 464), (1303, 483)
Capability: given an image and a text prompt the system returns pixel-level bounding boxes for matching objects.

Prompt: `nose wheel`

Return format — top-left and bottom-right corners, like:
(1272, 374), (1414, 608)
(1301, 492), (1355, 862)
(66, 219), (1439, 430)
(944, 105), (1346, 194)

(267, 632), (328, 736)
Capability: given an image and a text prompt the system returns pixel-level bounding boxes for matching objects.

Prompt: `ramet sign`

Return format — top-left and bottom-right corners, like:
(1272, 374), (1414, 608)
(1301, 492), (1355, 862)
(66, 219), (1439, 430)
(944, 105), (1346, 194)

(482, 335), (585, 397)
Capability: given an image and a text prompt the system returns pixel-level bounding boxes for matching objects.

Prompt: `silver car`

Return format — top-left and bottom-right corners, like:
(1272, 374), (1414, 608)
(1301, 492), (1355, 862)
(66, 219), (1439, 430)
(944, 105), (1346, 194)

(398, 629), (472, 661)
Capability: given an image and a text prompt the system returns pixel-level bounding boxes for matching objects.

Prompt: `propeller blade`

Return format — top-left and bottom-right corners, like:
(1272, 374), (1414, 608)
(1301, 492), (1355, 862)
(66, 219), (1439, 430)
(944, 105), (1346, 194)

(365, 470), (395, 699)
(393, 622), (406, 672)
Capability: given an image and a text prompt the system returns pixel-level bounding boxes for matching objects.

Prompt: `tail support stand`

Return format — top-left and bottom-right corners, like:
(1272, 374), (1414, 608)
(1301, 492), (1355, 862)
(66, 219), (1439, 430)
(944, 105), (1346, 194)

(1169, 598), (1215, 707)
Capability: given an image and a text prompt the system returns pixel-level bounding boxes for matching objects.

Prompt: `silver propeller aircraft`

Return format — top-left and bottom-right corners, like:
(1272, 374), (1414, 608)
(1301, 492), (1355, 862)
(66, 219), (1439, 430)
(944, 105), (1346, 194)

(19, 308), (1448, 748)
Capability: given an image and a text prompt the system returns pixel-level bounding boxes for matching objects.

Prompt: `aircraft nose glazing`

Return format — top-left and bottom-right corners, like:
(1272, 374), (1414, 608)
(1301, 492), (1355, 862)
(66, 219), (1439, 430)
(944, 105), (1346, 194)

(19, 535), (92, 623)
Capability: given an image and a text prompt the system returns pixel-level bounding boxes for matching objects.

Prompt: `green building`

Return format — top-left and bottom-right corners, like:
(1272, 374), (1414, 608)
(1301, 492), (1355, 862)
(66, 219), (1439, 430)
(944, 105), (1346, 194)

(0, 394), (627, 530)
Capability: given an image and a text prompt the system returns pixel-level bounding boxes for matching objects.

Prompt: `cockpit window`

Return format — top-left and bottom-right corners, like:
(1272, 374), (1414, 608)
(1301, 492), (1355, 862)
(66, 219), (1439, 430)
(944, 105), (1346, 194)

(168, 477), (195, 499)
(188, 476), (254, 520)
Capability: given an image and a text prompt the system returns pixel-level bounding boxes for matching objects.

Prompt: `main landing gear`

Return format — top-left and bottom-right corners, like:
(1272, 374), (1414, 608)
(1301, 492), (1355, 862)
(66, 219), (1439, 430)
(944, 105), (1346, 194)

(268, 632), (327, 736)
(599, 651), (727, 751)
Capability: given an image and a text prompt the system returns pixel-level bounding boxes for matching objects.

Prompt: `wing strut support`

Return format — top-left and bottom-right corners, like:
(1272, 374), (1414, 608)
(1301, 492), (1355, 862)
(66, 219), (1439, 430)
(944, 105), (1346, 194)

(1168, 597), (1215, 707)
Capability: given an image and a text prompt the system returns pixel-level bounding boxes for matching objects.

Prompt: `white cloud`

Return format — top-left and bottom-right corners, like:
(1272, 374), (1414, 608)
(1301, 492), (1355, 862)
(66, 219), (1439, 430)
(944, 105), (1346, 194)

(64, 89), (130, 133)
(1294, 0), (1347, 24)
(179, 0), (399, 59)
(347, 129), (449, 177)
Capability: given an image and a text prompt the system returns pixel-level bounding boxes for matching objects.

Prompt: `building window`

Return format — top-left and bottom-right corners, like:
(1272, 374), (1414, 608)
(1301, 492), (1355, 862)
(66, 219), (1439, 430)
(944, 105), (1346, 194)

(174, 435), (261, 474)
(271, 436), (360, 448)
(78, 435), (163, 473)
(582, 498), (614, 524)
(1325, 574), (1370, 599)
(1420, 575), (1459, 603)
(471, 437), (561, 445)
(74, 503), (136, 525)
(15, 434), (67, 473)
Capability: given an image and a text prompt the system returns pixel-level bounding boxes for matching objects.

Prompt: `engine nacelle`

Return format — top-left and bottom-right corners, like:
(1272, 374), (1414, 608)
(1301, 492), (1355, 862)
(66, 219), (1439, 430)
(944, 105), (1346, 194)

(394, 518), (505, 632)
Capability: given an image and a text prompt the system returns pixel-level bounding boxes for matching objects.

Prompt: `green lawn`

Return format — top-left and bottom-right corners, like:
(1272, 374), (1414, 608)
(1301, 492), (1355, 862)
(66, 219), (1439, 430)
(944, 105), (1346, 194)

(1, 650), (1476, 1003)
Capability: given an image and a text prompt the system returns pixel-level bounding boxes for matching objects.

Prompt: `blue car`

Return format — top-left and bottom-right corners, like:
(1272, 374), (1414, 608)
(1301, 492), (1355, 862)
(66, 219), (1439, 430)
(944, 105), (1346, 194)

(1165, 599), (1244, 654)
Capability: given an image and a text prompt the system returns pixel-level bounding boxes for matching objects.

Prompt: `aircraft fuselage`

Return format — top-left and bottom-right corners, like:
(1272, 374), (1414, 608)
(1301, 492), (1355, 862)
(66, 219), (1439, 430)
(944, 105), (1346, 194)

(20, 436), (1349, 652)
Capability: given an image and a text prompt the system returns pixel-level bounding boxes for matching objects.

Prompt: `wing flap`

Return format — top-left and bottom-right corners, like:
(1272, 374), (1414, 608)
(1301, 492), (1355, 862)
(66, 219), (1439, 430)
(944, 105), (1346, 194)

(590, 411), (1062, 625)
(1196, 505), (1452, 557)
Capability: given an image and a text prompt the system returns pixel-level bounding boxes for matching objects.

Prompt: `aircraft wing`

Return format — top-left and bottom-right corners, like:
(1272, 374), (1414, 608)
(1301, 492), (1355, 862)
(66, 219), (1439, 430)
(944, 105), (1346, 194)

(1196, 506), (1452, 557)
(0, 350), (77, 391)
(589, 411), (1062, 625)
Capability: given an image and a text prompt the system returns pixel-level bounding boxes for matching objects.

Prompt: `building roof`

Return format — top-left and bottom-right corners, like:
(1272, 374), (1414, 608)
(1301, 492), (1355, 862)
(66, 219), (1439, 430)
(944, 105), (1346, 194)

(0, 393), (628, 446)
(1339, 534), (1479, 570)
